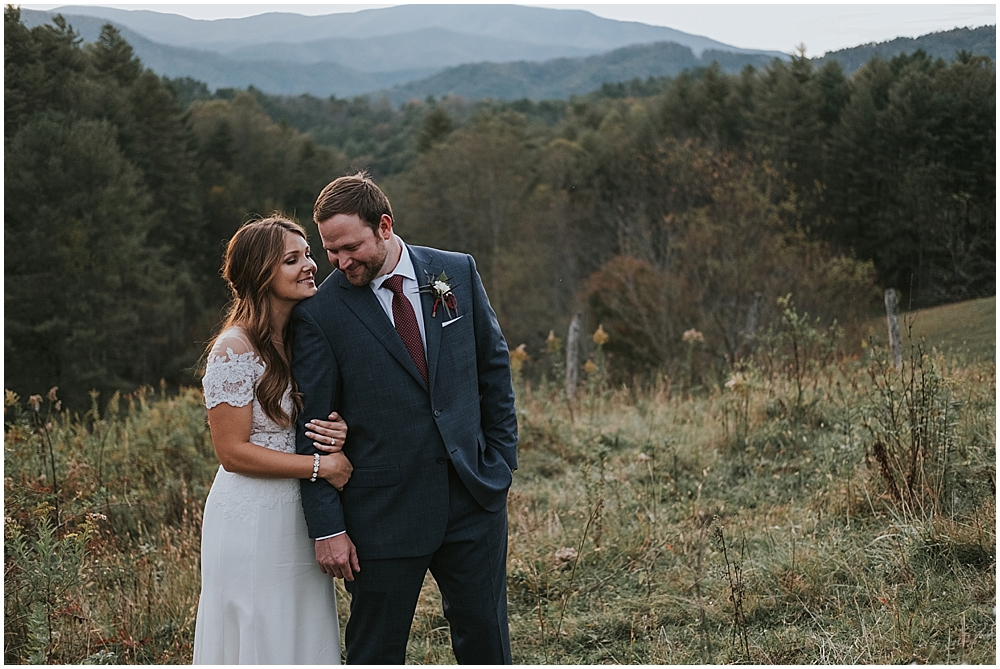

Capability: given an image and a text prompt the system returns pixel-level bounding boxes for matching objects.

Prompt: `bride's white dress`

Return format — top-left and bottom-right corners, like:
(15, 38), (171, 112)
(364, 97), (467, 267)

(193, 328), (341, 664)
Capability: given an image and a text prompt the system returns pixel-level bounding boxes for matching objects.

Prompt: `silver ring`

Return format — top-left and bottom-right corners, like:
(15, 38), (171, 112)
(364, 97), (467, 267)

(330, 437), (336, 446)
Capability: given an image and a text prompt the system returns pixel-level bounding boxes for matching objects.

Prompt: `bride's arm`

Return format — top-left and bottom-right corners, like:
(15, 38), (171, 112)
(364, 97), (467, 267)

(208, 403), (352, 488)
(203, 330), (351, 487)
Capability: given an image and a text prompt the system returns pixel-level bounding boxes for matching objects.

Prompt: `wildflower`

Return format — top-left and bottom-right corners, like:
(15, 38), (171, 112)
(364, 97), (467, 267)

(4, 389), (20, 408)
(509, 344), (529, 373)
(545, 330), (563, 353)
(47, 386), (59, 402)
(637, 452), (651, 462)
(55, 401), (62, 412)
(682, 328), (704, 344)
(554, 546), (578, 569)
(592, 324), (610, 347)
(583, 359), (597, 374)
(87, 512), (108, 522)
(725, 373), (748, 391)
(28, 395), (43, 412)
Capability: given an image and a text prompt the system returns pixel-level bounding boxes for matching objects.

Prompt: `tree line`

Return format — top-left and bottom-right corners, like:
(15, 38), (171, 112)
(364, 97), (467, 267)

(251, 51), (995, 310)
(5, 10), (346, 407)
(5, 8), (995, 406)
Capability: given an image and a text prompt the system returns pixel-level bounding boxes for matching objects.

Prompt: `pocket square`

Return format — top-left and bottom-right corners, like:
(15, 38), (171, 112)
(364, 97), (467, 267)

(441, 316), (464, 328)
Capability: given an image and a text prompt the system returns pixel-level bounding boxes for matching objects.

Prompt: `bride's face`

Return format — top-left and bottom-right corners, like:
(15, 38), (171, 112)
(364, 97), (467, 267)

(270, 231), (318, 304)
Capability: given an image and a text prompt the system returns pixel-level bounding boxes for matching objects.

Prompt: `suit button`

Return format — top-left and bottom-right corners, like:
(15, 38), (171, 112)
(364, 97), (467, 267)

(436, 457), (447, 464)
(433, 409), (441, 417)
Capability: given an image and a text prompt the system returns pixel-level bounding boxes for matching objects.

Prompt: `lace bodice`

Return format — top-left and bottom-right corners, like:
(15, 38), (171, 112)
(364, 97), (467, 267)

(203, 327), (296, 454)
(202, 327), (299, 520)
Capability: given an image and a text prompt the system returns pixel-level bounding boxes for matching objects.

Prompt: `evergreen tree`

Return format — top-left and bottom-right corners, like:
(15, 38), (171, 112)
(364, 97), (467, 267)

(5, 114), (181, 405)
(416, 106), (454, 152)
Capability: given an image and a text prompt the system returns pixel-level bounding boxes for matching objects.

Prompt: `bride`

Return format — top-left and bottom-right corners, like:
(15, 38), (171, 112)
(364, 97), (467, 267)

(194, 216), (350, 664)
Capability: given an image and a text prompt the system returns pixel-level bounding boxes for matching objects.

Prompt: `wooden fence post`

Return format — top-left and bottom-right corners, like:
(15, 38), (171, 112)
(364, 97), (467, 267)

(742, 291), (763, 353)
(884, 288), (903, 371)
(565, 313), (581, 399)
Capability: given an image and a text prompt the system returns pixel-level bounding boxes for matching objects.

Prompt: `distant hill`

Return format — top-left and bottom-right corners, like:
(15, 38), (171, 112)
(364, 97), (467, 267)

(18, 9), (438, 96)
(378, 41), (780, 104)
(19, 5), (788, 98)
(814, 25), (995, 73)
(45, 4), (788, 67)
(19, 7), (993, 102)
(222, 27), (601, 72)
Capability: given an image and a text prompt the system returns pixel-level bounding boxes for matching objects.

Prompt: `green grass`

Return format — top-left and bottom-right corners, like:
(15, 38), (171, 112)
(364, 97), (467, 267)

(866, 296), (996, 362)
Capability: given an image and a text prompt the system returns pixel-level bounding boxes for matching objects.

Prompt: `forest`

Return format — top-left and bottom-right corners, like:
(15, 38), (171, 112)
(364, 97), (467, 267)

(4, 6), (995, 407)
(4, 9), (996, 665)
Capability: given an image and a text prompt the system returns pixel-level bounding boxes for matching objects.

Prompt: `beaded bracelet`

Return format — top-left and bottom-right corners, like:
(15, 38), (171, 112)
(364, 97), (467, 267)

(309, 452), (321, 482)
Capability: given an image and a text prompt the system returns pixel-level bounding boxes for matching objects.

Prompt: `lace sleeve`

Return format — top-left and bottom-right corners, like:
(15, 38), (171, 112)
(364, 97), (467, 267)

(202, 331), (264, 410)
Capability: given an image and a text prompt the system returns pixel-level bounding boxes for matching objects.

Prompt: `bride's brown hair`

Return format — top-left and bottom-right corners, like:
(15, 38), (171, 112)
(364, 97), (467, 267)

(207, 215), (307, 427)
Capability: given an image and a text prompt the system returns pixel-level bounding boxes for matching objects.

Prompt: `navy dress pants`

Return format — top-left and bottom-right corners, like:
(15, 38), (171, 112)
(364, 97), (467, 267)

(343, 462), (511, 664)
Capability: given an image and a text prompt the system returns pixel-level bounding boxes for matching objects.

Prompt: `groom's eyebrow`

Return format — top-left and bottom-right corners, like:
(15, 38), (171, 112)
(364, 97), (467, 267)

(325, 241), (361, 252)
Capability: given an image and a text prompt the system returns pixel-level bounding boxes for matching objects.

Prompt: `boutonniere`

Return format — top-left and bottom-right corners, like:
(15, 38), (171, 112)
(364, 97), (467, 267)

(419, 271), (459, 319)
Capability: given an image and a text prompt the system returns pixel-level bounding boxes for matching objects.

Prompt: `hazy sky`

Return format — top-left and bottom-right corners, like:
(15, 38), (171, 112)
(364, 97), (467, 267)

(21, 2), (997, 56)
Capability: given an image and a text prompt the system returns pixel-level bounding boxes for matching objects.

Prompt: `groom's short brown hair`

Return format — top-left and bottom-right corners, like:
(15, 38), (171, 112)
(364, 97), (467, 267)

(313, 171), (393, 232)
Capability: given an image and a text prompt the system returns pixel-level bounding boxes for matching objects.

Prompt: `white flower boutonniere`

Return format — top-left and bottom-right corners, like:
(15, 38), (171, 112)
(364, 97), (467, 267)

(420, 271), (459, 319)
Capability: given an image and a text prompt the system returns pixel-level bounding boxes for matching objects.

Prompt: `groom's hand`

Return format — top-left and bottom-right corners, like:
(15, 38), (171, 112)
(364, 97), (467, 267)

(316, 533), (360, 581)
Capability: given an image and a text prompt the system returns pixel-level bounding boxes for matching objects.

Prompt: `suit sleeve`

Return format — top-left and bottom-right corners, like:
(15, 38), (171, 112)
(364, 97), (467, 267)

(468, 254), (519, 471)
(291, 304), (346, 539)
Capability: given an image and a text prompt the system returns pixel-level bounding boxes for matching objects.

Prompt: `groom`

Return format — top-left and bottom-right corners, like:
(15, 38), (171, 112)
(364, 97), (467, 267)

(291, 172), (518, 664)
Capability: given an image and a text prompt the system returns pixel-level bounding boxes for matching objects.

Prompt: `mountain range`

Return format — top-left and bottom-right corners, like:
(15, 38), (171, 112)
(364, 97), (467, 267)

(20, 5), (787, 97)
(41, 4), (788, 61)
(18, 6), (995, 102)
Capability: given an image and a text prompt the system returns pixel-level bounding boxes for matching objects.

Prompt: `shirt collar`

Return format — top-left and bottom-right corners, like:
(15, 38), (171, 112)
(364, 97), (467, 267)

(371, 236), (416, 290)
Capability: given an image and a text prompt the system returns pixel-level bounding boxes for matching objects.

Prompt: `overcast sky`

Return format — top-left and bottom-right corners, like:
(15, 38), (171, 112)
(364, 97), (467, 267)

(21, 2), (997, 56)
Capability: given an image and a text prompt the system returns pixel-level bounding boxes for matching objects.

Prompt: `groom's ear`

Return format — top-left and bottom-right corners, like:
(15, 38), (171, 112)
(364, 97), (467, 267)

(377, 214), (393, 240)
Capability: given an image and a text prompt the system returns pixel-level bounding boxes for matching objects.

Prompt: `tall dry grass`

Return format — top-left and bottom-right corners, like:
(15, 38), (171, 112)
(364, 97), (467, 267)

(4, 323), (995, 664)
(4, 387), (211, 663)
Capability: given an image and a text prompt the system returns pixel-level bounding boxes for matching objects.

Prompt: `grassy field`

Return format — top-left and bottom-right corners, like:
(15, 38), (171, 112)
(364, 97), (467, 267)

(866, 296), (996, 362)
(4, 299), (996, 664)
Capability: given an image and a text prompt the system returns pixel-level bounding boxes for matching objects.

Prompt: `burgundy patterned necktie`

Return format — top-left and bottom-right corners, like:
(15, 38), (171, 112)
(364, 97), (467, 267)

(383, 275), (428, 385)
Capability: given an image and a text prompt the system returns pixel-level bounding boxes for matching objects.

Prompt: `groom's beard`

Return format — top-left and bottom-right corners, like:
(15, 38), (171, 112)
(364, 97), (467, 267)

(344, 236), (388, 287)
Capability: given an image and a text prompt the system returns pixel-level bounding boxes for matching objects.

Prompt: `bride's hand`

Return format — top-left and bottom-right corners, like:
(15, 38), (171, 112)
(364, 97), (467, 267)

(305, 412), (347, 452)
(318, 452), (353, 491)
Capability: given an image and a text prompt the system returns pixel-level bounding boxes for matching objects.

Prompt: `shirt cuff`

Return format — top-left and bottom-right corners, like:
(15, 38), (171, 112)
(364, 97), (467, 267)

(315, 531), (346, 541)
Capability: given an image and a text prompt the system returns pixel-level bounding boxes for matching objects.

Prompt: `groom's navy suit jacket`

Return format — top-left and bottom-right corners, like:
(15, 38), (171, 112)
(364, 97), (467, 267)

(291, 244), (518, 559)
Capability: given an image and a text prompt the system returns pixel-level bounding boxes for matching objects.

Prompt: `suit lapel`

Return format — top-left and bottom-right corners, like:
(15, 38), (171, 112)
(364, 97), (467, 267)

(336, 271), (428, 389)
(410, 247), (442, 394)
